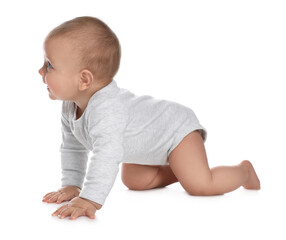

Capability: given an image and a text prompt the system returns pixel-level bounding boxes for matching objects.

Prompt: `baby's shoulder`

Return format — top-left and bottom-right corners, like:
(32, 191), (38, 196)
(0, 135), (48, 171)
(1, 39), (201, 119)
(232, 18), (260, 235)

(86, 97), (128, 124)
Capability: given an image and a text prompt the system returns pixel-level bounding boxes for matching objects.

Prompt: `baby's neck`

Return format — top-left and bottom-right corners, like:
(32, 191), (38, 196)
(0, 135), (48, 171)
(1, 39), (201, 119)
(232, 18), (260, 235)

(74, 81), (109, 119)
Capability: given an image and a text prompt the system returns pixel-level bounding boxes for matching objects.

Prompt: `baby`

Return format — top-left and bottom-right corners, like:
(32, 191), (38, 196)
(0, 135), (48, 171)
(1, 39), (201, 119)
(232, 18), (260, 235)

(40, 16), (260, 220)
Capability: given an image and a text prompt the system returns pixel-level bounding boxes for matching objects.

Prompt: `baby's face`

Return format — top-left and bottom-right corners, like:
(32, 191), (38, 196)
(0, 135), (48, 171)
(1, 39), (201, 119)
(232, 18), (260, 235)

(39, 37), (81, 101)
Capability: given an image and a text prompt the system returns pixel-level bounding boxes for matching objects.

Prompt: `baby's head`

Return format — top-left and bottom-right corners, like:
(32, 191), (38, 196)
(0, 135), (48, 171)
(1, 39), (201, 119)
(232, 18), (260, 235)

(39, 16), (120, 100)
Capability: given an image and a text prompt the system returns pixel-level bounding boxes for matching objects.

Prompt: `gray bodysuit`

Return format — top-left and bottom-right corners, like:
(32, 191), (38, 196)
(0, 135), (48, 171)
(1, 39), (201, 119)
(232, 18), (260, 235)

(60, 80), (207, 205)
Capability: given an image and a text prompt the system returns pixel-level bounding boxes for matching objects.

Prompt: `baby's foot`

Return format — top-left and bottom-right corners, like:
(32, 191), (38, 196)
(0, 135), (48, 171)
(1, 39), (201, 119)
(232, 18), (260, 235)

(241, 160), (261, 190)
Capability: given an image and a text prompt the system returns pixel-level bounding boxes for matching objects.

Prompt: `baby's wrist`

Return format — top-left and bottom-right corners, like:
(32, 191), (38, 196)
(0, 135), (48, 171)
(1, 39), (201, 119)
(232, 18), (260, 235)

(61, 185), (81, 192)
(79, 197), (102, 210)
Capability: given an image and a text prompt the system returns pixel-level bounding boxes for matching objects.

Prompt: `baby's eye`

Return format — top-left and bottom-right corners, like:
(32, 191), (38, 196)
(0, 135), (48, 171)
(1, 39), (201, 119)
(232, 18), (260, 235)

(47, 61), (53, 70)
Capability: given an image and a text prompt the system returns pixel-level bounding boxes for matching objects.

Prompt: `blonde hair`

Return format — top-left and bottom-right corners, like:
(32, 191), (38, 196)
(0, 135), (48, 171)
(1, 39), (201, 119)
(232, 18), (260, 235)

(46, 16), (121, 83)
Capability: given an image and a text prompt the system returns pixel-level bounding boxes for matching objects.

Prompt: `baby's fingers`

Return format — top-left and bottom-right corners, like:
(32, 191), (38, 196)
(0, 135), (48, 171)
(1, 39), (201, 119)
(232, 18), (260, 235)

(56, 192), (69, 204)
(58, 206), (75, 219)
(85, 208), (96, 219)
(43, 191), (56, 199)
(42, 191), (58, 201)
(52, 204), (68, 217)
(70, 209), (84, 220)
(44, 192), (61, 203)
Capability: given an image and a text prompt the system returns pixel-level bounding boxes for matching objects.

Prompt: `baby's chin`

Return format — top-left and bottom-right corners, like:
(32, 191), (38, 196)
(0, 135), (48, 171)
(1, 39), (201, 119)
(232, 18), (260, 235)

(48, 92), (57, 100)
(47, 89), (58, 100)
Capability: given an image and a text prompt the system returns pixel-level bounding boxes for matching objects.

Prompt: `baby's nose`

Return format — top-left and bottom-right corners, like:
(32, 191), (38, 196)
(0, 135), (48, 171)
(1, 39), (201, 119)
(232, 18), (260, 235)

(38, 67), (46, 84)
(38, 67), (43, 76)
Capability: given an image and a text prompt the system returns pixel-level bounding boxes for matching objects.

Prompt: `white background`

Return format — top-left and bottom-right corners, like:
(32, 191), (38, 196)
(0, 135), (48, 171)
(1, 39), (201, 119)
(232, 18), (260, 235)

(0, 0), (285, 239)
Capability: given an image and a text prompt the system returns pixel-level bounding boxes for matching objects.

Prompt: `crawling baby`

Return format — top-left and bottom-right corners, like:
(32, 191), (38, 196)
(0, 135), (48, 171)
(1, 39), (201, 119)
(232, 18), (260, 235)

(40, 16), (260, 220)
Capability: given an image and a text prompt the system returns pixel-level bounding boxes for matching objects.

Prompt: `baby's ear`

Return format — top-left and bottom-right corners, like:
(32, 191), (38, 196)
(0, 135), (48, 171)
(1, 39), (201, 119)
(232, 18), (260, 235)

(79, 69), (94, 91)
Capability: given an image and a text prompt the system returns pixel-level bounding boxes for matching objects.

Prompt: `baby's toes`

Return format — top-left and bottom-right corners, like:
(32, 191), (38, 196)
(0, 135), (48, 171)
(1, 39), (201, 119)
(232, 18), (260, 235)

(241, 160), (261, 190)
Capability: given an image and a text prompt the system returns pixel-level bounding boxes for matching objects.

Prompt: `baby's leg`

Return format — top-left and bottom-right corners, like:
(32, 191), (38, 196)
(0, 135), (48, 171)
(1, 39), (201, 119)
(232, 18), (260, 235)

(121, 163), (178, 190)
(168, 131), (260, 196)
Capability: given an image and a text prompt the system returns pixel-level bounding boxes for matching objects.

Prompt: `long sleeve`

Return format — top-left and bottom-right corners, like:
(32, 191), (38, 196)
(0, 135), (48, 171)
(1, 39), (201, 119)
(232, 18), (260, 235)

(79, 106), (127, 205)
(60, 115), (89, 189)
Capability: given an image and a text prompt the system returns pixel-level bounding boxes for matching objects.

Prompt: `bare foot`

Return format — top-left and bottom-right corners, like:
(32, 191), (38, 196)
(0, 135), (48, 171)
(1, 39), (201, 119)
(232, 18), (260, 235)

(241, 160), (261, 190)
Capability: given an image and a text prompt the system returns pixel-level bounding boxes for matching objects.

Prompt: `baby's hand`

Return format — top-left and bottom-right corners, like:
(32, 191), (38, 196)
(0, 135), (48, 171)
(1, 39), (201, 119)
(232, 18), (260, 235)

(42, 186), (80, 204)
(52, 196), (102, 220)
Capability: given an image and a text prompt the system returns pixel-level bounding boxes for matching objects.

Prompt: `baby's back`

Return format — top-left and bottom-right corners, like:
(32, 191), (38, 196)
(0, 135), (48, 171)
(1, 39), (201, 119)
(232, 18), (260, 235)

(117, 87), (204, 165)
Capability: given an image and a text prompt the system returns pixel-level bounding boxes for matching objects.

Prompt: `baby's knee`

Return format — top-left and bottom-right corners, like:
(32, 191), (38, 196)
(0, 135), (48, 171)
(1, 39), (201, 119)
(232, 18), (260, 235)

(121, 174), (149, 191)
(121, 163), (159, 190)
(121, 172), (141, 190)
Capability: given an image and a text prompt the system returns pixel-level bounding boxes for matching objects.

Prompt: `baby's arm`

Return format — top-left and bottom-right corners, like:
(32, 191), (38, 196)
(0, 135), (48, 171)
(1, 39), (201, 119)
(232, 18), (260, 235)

(52, 131), (123, 220)
(43, 114), (89, 203)
(60, 116), (90, 189)
(51, 103), (127, 220)
(77, 106), (127, 207)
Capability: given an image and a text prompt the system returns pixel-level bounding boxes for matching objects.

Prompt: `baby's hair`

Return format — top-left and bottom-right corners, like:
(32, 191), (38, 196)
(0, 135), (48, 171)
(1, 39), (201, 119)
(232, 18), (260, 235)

(46, 16), (121, 83)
